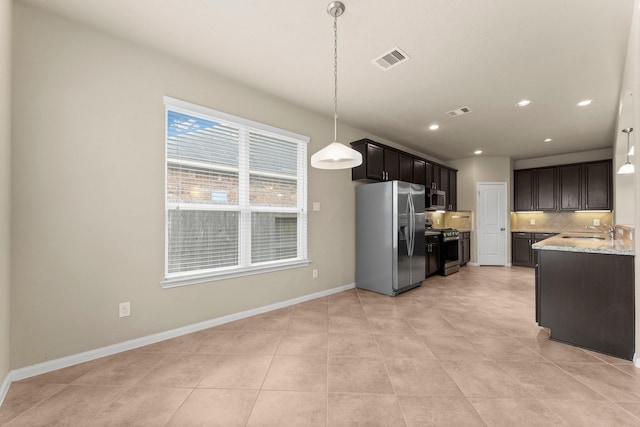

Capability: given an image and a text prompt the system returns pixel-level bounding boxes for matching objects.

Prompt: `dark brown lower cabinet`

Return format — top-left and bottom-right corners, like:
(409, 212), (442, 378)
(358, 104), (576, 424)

(425, 235), (441, 277)
(512, 232), (533, 267)
(536, 249), (635, 360)
(459, 232), (470, 266)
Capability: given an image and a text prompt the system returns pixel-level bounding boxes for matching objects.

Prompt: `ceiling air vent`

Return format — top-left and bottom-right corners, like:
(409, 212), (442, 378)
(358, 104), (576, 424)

(446, 106), (473, 117)
(372, 47), (410, 71)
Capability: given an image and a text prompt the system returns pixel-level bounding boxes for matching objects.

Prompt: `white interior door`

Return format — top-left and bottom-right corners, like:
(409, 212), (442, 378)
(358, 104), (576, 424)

(477, 182), (507, 265)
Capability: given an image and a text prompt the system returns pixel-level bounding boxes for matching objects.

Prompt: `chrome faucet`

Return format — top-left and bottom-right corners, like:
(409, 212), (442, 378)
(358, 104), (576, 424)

(585, 224), (615, 239)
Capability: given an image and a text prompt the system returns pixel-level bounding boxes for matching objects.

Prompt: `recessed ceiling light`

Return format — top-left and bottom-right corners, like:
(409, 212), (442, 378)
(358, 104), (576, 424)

(544, 138), (553, 143)
(516, 99), (531, 107)
(429, 124), (439, 130)
(577, 99), (594, 107)
(474, 150), (482, 155)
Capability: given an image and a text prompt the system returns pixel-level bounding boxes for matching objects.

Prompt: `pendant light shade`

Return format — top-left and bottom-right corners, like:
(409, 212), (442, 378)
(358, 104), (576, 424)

(311, 141), (362, 169)
(617, 128), (634, 175)
(310, 1), (363, 170)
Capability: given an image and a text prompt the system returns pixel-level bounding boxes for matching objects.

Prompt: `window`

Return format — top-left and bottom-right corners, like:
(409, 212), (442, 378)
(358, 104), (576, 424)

(163, 97), (309, 287)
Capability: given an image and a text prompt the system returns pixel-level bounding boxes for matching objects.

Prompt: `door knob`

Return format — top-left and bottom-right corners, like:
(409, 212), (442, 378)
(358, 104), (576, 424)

(500, 228), (505, 231)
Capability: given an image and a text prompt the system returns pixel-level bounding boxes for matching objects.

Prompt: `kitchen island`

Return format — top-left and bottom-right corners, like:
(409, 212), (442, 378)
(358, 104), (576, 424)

(533, 232), (635, 360)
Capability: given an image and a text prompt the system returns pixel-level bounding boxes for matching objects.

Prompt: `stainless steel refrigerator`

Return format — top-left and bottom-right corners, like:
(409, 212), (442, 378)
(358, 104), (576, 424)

(356, 181), (426, 296)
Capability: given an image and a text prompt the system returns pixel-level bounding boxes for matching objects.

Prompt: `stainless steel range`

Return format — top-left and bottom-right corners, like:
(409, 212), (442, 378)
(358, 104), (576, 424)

(439, 228), (460, 276)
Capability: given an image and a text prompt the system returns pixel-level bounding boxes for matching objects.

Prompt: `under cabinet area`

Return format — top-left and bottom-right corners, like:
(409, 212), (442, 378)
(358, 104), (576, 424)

(514, 160), (612, 212)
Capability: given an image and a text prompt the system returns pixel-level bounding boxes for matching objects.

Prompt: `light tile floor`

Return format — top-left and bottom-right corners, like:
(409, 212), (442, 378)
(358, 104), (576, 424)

(1, 266), (640, 426)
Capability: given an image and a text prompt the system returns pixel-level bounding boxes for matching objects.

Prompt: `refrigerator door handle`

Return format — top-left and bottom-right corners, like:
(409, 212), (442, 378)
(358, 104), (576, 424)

(408, 194), (415, 256)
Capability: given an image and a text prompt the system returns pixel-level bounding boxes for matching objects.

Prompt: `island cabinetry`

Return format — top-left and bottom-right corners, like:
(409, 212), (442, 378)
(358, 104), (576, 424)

(536, 249), (634, 360)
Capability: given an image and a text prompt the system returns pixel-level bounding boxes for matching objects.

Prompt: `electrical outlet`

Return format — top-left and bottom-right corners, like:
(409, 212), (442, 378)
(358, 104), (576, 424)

(437, 219), (440, 224)
(312, 269), (318, 279)
(594, 219), (600, 226)
(530, 219), (536, 225)
(119, 301), (131, 318)
(313, 202), (320, 212)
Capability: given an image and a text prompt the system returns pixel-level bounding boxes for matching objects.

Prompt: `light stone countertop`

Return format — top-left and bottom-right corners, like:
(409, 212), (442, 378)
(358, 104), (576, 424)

(532, 232), (634, 256)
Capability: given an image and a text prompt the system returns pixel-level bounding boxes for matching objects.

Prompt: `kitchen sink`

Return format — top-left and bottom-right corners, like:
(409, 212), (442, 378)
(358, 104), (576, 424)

(561, 235), (606, 240)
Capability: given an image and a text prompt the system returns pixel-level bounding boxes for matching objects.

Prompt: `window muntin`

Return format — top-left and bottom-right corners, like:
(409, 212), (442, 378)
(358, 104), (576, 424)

(163, 97), (309, 286)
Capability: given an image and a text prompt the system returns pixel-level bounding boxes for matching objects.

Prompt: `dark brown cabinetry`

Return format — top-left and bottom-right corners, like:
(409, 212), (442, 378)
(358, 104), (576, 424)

(536, 249), (635, 360)
(413, 159), (426, 185)
(399, 153), (413, 182)
(583, 161), (612, 210)
(514, 170), (534, 211)
(351, 138), (458, 210)
(512, 232), (534, 267)
(459, 232), (470, 266)
(536, 167), (557, 211)
(514, 167), (557, 211)
(558, 164), (581, 211)
(448, 170), (457, 211)
(425, 235), (441, 277)
(351, 139), (400, 181)
(515, 160), (611, 212)
(533, 233), (557, 265)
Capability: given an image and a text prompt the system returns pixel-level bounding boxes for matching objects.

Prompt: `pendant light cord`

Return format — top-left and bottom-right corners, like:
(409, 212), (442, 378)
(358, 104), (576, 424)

(333, 13), (339, 142)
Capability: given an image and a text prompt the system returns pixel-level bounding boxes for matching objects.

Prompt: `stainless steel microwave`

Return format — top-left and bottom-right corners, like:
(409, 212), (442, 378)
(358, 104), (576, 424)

(428, 189), (446, 210)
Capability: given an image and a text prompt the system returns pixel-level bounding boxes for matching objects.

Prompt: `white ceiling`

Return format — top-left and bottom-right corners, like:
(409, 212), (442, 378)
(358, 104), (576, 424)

(19, 0), (636, 161)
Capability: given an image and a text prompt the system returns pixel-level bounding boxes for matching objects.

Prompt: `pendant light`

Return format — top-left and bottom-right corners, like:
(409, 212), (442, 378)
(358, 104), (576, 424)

(617, 128), (634, 174)
(310, 1), (363, 170)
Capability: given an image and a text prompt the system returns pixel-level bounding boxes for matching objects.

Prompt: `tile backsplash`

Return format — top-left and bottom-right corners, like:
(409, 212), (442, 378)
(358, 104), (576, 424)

(510, 211), (614, 232)
(426, 211), (473, 231)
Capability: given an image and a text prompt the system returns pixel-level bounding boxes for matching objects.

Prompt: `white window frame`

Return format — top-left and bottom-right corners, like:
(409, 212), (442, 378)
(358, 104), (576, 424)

(162, 97), (310, 288)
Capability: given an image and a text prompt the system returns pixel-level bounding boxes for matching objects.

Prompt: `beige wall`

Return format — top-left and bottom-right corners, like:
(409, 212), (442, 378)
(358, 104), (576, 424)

(622, 0), (640, 365)
(514, 148), (613, 170)
(0, 0), (11, 384)
(10, 3), (423, 368)
(446, 156), (512, 264)
(613, 0), (638, 363)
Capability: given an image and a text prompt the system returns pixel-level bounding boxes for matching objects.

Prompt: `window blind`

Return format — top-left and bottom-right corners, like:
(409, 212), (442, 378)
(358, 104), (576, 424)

(163, 97), (309, 286)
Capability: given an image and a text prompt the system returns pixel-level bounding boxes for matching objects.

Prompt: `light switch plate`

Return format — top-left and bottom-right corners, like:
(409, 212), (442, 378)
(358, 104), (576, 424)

(313, 202), (320, 212)
(594, 219), (600, 226)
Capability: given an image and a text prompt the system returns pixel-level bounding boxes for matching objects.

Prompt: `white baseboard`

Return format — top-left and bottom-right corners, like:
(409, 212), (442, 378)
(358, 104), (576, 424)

(0, 370), (10, 406)
(10, 282), (355, 382)
(467, 262), (480, 267)
(634, 353), (640, 369)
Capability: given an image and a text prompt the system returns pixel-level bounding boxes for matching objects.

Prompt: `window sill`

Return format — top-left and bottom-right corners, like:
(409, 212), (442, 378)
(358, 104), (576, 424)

(161, 260), (311, 289)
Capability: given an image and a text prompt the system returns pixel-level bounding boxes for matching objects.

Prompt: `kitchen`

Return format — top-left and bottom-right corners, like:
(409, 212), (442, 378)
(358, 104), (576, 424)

(1, 0), (640, 425)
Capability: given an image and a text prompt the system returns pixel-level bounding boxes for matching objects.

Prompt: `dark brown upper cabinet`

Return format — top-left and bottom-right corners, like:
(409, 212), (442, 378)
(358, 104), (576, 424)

(399, 153), (413, 182)
(413, 159), (426, 185)
(515, 160), (611, 212)
(536, 167), (557, 211)
(514, 169), (535, 211)
(583, 161), (611, 210)
(559, 164), (582, 211)
(350, 138), (457, 210)
(514, 167), (557, 212)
